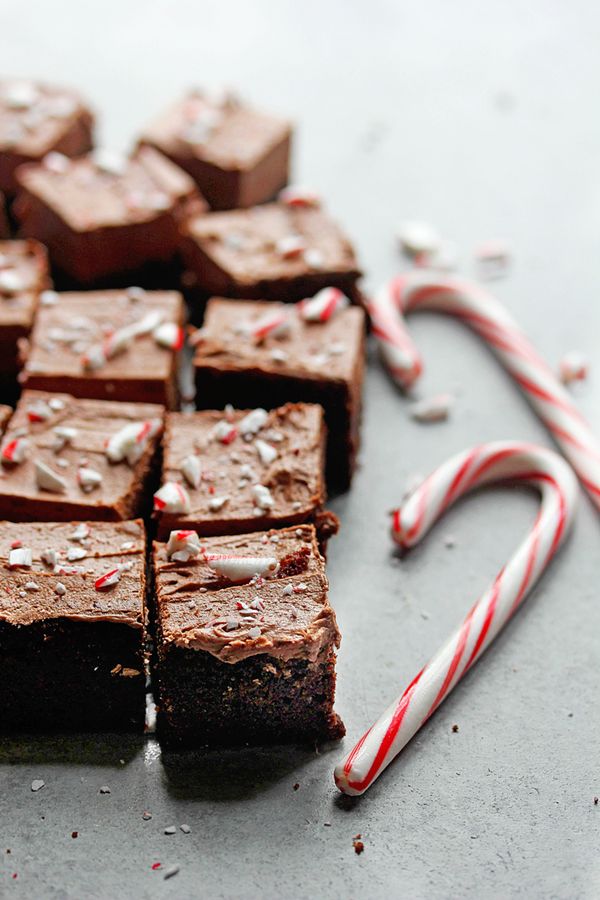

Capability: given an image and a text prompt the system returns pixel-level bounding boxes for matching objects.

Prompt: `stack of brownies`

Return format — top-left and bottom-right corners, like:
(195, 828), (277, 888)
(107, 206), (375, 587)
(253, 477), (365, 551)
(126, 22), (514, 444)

(0, 80), (366, 748)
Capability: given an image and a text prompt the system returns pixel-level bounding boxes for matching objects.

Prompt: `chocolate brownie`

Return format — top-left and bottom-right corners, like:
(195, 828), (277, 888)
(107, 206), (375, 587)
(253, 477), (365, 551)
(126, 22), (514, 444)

(14, 146), (206, 286)
(152, 524), (344, 748)
(138, 89), (291, 210)
(21, 287), (185, 408)
(0, 519), (146, 731)
(154, 403), (338, 546)
(0, 239), (51, 402)
(0, 191), (9, 236)
(193, 297), (365, 491)
(0, 390), (164, 521)
(0, 405), (11, 434)
(0, 79), (94, 197)
(180, 200), (363, 312)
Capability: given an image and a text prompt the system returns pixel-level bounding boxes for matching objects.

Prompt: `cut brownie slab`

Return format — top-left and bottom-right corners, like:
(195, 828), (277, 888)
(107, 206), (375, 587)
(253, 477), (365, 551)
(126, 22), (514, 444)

(21, 287), (185, 407)
(0, 239), (51, 401)
(14, 146), (206, 286)
(0, 390), (164, 521)
(139, 89), (291, 210)
(154, 403), (338, 545)
(0, 79), (94, 197)
(180, 200), (363, 310)
(152, 524), (344, 748)
(0, 519), (146, 731)
(193, 296), (366, 491)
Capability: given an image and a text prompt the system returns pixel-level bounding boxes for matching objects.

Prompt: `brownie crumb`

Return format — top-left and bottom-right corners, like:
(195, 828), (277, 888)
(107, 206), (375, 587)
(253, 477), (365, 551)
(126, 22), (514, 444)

(99, 786), (111, 794)
(594, 797), (599, 805)
(353, 834), (365, 855)
(452, 724), (459, 733)
(71, 831), (78, 839)
(293, 782), (300, 791)
(278, 546), (311, 578)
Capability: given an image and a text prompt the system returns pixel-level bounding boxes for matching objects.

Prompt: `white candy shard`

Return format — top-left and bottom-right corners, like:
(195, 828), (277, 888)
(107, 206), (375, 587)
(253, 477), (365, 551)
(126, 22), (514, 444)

(250, 310), (290, 343)
(77, 466), (103, 492)
(153, 482), (191, 514)
(181, 454), (202, 488)
(166, 529), (203, 561)
(41, 548), (58, 567)
(95, 568), (122, 590)
(398, 221), (441, 258)
(211, 421), (238, 444)
(153, 321), (184, 350)
(40, 290), (59, 306)
(208, 495), (229, 511)
(81, 344), (107, 372)
(205, 554), (278, 583)
(53, 426), (78, 450)
(252, 483), (275, 510)
(278, 185), (321, 208)
(276, 234), (306, 259)
(93, 148), (127, 176)
(1, 436), (29, 465)
(255, 439), (277, 466)
(238, 408), (268, 437)
(67, 546), (87, 561)
(0, 269), (25, 293)
(54, 582), (67, 596)
(35, 459), (67, 493)
(27, 399), (53, 422)
(559, 351), (589, 385)
(69, 523), (90, 541)
(298, 287), (349, 322)
(128, 309), (164, 337)
(9, 547), (32, 568)
(409, 393), (454, 423)
(105, 419), (161, 465)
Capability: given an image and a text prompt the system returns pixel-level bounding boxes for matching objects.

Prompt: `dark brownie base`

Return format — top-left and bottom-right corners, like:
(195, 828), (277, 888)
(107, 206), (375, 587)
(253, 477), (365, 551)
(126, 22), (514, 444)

(0, 619), (145, 732)
(194, 368), (358, 493)
(154, 647), (345, 749)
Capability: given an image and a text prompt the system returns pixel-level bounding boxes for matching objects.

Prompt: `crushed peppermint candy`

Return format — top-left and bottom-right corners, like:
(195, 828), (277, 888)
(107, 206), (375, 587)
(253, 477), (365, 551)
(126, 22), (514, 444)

(77, 466), (103, 492)
(252, 483), (275, 511)
(166, 530), (203, 562)
(153, 321), (184, 351)
(276, 234), (306, 259)
(154, 482), (191, 514)
(41, 548), (58, 567)
(208, 495), (229, 511)
(44, 151), (71, 174)
(409, 393), (454, 423)
(247, 626), (261, 639)
(66, 546), (87, 562)
(304, 248), (325, 270)
(181, 454), (202, 488)
(0, 268), (26, 293)
(93, 148), (127, 176)
(95, 568), (122, 591)
(9, 547), (32, 568)
(69, 523), (90, 542)
(270, 348), (289, 363)
(24, 581), (40, 591)
(54, 582), (67, 596)
(278, 185), (321, 208)
(559, 351), (589, 385)
(53, 426), (78, 451)
(30, 779), (45, 792)
(249, 310), (290, 343)
(238, 408), (268, 437)
(40, 290), (59, 306)
(35, 459), (67, 493)
(205, 554), (278, 583)
(397, 221), (441, 258)
(27, 399), (53, 423)
(282, 584), (293, 596)
(81, 344), (107, 372)
(211, 421), (238, 444)
(1, 436), (29, 465)
(105, 419), (161, 465)
(255, 439), (277, 465)
(475, 239), (510, 279)
(298, 287), (349, 323)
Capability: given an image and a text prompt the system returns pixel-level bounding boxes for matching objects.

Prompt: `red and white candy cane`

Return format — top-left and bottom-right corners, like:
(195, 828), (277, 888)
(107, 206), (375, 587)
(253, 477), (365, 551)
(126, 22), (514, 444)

(370, 272), (600, 510)
(334, 441), (578, 796)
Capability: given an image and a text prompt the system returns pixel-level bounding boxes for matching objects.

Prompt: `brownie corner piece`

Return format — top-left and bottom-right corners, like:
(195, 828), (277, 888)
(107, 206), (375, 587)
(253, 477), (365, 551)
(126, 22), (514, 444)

(0, 518), (146, 731)
(151, 524), (344, 748)
(138, 89), (291, 210)
(0, 389), (164, 522)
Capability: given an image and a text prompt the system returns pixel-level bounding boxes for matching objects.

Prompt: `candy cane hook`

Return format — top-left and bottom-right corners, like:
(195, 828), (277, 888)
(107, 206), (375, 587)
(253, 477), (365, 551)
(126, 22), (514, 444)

(370, 271), (600, 510)
(334, 441), (578, 796)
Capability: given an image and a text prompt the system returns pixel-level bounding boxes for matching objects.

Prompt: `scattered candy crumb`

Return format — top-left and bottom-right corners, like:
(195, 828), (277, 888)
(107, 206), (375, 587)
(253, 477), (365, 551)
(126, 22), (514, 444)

(353, 834), (365, 855)
(559, 351), (588, 385)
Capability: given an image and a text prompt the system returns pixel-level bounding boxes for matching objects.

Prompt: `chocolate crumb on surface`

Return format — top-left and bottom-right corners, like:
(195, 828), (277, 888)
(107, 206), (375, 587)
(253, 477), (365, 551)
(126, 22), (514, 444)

(452, 724), (459, 733)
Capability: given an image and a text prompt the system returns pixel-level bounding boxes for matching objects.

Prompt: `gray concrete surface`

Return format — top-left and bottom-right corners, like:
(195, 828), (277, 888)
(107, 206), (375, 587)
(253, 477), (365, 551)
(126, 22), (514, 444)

(1, 1), (599, 897)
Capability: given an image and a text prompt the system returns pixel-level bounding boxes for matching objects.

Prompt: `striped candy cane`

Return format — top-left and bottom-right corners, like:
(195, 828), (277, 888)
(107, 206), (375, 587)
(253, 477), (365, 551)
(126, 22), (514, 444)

(369, 272), (600, 510)
(334, 441), (578, 795)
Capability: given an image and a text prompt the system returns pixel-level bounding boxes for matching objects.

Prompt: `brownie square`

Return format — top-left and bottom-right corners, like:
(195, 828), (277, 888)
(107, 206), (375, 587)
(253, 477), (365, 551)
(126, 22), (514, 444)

(155, 403), (339, 547)
(152, 523), (344, 748)
(0, 79), (94, 197)
(14, 146), (206, 286)
(0, 519), (146, 731)
(180, 201), (363, 310)
(0, 389), (164, 521)
(22, 287), (185, 408)
(0, 239), (51, 400)
(193, 298), (365, 491)
(138, 89), (291, 210)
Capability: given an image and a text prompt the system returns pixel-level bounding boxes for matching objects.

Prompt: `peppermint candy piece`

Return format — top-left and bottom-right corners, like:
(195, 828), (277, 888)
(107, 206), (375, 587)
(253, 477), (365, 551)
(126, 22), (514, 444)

(53, 426), (78, 450)
(77, 466), (103, 492)
(559, 351), (589, 385)
(153, 322), (184, 351)
(43, 151), (71, 174)
(166, 529), (203, 562)
(252, 483), (275, 510)
(93, 148), (127, 176)
(41, 548), (58, 568)
(27, 400), (53, 423)
(397, 221), (441, 258)
(9, 547), (33, 568)
(4, 80), (39, 109)
(153, 482), (191, 514)
(204, 554), (278, 583)
(250, 310), (290, 343)
(211, 421), (238, 445)
(278, 186), (321, 209)
(105, 419), (162, 465)
(127, 309), (164, 337)
(95, 568), (122, 591)
(35, 459), (67, 493)
(298, 287), (349, 323)
(238, 408), (268, 437)
(409, 393), (454, 423)
(276, 234), (307, 259)
(208, 495), (229, 511)
(81, 344), (107, 372)
(255, 439), (277, 466)
(1, 436), (29, 465)
(181, 454), (202, 488)
(69, 523), (90, 542)
(66, 546), (87, 562)
(103, 326), (134, 359)
(0, 269), (26, 294)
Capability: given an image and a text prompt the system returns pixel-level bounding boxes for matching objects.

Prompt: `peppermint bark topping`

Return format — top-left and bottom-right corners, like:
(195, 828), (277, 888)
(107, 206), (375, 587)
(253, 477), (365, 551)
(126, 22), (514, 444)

(166, 530), (203, 561)
(204, 554), (278, 583)
(154, 482), (191, 514)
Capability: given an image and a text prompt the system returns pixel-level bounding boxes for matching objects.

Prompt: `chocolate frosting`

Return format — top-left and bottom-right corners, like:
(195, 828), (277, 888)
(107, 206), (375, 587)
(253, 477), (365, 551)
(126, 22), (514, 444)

(183, 202), (361, 284)
(0, 239), (50, 331)
(0, 519), (145, 627)
(23, 288), (183, 384)
(154, 524), (340, 664)
(0, 390), (164, 515)
(140, 90), (291, 171)
(193, 298), (365, 383)
(159, 403), (326, 532)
